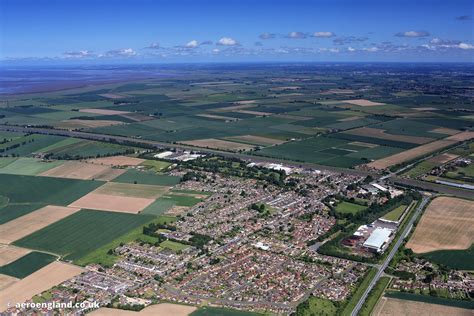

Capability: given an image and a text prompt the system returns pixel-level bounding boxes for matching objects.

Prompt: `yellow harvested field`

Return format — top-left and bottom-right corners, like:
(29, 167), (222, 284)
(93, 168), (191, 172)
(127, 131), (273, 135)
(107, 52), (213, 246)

(345, 127), (434, 144)
(428, 153), (459, 164)
(406, 197), (474, 253)
(431, 127), (461, 135)
(349, 141), (379, 148)
(79, 108), (130, 115)
(0, 245), (31, 265)
(0, 262), (84, 312)
(226, 134), (285, 146)
(233, 100), (256, 105)
(86, 156), (145, 166)
(54, 119), (123, 129)
(373, 297), (472, 316)
(413, 107), (438, 111)
(233, 109), (272, 116)
(196, 114), (240, 121)
(211, 104), (255, 112)
(40, 161), (124, 181)
(0, 274), (18, 291)
(69, 193), (155, 214)
(321, 88), (354, 95)
(90, 303), (196, 316)
(180, 138), (255, 151)
(342, 99), (385, 106)
(446, 131), (474, 141)
(0, 206), (81, 244)
(338, 116), (360, 122)
(367, 139), (457, 170)
(94, 182), (168, 199)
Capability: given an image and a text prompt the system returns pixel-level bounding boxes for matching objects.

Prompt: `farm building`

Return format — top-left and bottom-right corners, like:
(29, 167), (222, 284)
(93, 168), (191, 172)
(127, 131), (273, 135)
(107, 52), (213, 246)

(363, 228), (393, 253)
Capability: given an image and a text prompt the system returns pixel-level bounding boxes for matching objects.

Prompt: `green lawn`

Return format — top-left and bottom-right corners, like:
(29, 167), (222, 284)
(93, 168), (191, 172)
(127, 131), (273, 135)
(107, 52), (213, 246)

(14, 209), (154, 262)
(335, 201), (367, 215)
(140, 159), (172, 172)
(382, 205), (407, 222)
(160, 240), (189, 252)
(0, 252), (56, 279)
(295, 296), (338, 316)
(359, 277), (390, 316)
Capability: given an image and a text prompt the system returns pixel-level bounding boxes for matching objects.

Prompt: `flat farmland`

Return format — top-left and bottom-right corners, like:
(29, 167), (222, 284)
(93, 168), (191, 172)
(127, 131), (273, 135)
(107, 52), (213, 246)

(180, 138), (256, 151)
(40, 161), (125, 181)
(0, 158), (63, 176)
(343, 127), (434, 144)
(0, 205), (81, 244)
(0, 262), (84, 311)
(112, 169), (181, 186)
(14, 209), (154, 261)
(406, 197), (474, 253)
(373, 297), (472, 316)
(86, 155), (145, 166)
(0, 252), (56, 279)
(367, 139), (457, 170)
(0, 245), (31, 266)
(0, 174), (103, 205)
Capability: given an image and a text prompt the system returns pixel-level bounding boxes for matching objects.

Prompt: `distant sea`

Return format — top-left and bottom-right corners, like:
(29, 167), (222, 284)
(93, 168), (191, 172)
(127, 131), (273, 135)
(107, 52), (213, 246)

(0, 65), (172, 95)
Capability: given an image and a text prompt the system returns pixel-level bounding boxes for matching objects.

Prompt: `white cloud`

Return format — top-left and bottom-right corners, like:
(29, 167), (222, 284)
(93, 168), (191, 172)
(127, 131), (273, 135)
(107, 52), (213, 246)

(347, 46), (356, 52)
(286, 31), (307, 39)
(145, 43), (160, 49)
(185, 40), (199, 48)
(63, 50), (94, 58)
(103, 48), (137, 58)
(395, 31), (430, 38)
(313, 31), (335, 38)
(259, 32), (276, 40)
(217, 37), (239, 46)
(458, 43), (474, 50)
(363, 47), (379, 52)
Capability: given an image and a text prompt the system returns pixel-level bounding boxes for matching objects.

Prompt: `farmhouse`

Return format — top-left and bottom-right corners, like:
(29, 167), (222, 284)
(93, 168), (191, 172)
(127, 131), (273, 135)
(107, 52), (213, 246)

(363, 228), (393, 253)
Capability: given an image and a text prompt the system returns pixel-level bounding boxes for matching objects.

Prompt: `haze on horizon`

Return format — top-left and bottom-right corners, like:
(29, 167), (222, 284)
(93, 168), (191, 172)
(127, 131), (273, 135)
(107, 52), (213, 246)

(1, 0), (473, 64)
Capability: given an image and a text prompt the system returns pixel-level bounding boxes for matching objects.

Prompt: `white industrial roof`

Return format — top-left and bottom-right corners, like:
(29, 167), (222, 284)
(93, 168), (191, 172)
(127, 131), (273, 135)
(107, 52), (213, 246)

(363, 228), (392, 250)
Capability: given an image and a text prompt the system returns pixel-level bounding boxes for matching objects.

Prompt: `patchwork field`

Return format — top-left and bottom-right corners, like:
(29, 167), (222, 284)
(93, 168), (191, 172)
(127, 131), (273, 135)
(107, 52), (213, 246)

(14, 209), (154, 261)
(40, 161), (124, 181)
(342, 99), (385, 107)
(0, 205), (81, 244)
(0, 158), (63, 176)
(367, 139), (458, 170)
(0, 252), (57, 279)
(344, 127), (434, 144)
(90, 303), (197, 315)
(0, 262), (84, 311)
(180, 138), (255, 151)
(373, 297), (472, 316)
(54, 119), (124, 129)
(406, 197), (474, 253)
(0, 245), (31, 266)
(86, 155), (145, 166)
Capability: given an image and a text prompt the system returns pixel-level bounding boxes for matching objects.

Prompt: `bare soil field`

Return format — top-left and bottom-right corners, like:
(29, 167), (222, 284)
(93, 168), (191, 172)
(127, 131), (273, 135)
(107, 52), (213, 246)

(226, 134), (285, 146)
(373, 297), (472, 316)
(430, 127), (461, 135)
(342, 99), (386, 106)
(40, 161), (124, 181)
(94, 182), (168, 199)
(86, 156), (145, 167)
(54, 119), (124, 130)
(90, 303), (196, 316)
(180, 138), (255, 151)
(345, 127), (434, 144)
(0, 245), (31, 266)
(446, 131), (474, 141)
(321, 88), (354, 95)
(196, 114), (240, 121)
(406, 197), (474, 253)
(0, 262), (84, 311)
(79, 108), (130, 115)
(349, 141), (379, 148)
(0, 206), (81, 244)
(68, 193), (155, 214)
(428, 153), (459, 164)
(0, 274), (18, 291)
(367, 139), (457, 170)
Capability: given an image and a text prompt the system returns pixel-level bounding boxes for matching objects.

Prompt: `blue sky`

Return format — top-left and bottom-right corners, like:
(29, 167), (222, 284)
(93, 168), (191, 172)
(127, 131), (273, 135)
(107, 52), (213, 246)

(1, 0), (473, 63)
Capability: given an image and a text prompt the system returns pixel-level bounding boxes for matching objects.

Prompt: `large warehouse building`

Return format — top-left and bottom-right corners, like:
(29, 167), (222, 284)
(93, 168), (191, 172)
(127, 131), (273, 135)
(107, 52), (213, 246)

(363, 227), (393, 253)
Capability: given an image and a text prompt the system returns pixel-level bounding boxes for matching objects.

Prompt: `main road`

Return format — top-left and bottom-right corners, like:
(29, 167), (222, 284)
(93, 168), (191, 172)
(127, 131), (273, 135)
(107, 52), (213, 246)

(350, 195), (430, 316)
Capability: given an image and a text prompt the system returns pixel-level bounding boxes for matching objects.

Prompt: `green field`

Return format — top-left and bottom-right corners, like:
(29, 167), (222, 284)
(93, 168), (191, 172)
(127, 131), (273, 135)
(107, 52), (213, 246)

(0, 203), (45, 224)
(0, 158), (63, 176)
(359, 277), (390, 316)
(382, 204), (407, 222)
(141, 198), (176, 216)
(75, 215), (176, 266)
(112, 169), (181, 186)
(295, 296), (338, 316)
(0, 174), (103, 205)
(0, 252), (57, 279)
(14, 209), (154, 261)
(160, 240), (189, 252)
(335, 201), (367, 215)
(420, 244), (474, 270)
(140, 159), (172, 172)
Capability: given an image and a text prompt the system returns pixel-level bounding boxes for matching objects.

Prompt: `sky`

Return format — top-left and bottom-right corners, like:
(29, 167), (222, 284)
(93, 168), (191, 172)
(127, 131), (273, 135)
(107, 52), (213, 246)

(1, 0), (473, 64)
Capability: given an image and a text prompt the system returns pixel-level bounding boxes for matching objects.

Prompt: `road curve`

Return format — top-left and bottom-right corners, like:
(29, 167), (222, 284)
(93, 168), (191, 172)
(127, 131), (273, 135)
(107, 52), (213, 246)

(351, 195), (430, 316)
